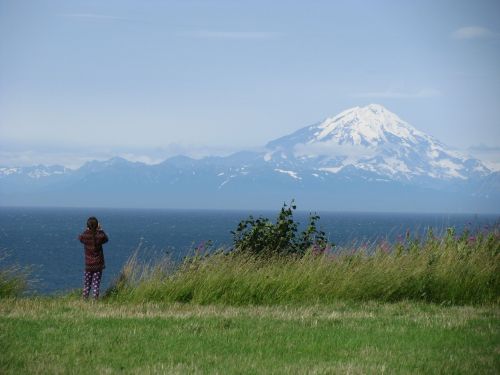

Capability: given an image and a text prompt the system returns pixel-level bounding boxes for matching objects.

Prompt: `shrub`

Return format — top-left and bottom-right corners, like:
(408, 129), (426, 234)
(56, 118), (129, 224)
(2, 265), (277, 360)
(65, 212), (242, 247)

(231, 201), (333, 257)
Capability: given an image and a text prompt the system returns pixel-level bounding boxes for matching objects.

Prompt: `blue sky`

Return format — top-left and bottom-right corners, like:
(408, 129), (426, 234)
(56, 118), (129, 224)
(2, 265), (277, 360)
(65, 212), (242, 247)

(1, 0), (499, 168)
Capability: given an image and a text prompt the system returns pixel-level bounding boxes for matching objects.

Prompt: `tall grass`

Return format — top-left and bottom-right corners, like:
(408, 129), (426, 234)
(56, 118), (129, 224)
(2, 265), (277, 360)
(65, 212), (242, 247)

(106, 227), (500, 306)
(0, 252), (29, 298)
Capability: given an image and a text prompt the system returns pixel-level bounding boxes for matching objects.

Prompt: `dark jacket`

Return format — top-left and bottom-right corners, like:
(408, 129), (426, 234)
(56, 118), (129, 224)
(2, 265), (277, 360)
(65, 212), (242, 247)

(79, 229), (109, 272)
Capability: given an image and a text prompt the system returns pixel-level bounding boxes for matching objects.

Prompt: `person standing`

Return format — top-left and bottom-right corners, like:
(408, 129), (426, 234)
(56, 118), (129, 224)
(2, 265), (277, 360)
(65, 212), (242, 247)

(79, 216), (109, 300)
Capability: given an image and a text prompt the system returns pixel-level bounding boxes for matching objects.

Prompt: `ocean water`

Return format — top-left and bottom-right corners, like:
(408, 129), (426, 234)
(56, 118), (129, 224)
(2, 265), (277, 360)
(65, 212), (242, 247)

(0, 207), (497, 295)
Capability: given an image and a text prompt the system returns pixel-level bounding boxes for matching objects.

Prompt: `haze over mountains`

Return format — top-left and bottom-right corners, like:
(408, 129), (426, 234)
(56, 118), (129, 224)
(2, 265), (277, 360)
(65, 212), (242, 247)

(1, 105), (499, 213)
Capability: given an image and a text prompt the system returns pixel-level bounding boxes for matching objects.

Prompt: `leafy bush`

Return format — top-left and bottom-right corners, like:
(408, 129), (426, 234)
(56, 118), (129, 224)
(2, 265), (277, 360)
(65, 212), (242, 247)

(231, 201), (333, 257)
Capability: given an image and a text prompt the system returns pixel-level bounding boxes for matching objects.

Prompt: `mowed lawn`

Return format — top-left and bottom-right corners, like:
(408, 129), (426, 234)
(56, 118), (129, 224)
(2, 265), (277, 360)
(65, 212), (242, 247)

(0, 298), (498, 374)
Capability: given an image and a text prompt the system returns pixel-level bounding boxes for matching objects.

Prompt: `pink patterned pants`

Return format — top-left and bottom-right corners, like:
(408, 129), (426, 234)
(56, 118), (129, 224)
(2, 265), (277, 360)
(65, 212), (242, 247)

(83, 271), (102, 299)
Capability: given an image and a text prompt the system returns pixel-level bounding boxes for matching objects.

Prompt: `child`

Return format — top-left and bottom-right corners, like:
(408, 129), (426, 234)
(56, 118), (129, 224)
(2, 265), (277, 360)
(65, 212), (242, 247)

(79, 216), (109, 300)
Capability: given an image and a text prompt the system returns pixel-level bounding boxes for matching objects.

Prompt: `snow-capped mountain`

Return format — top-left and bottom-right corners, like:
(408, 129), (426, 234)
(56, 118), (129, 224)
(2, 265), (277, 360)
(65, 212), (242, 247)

(1, 104), (498, 212)
(264, 104), (490, 182)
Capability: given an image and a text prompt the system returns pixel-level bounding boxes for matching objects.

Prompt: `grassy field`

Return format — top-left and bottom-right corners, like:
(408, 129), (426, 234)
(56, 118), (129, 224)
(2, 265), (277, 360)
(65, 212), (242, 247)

(1, 222), (498, 373)
(1, 297), (499, 374)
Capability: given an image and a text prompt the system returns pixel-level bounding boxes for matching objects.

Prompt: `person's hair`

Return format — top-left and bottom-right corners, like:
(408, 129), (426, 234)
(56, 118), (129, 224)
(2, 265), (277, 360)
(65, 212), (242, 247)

(87, 217), (99, 233)
(87, 217), (99, 248)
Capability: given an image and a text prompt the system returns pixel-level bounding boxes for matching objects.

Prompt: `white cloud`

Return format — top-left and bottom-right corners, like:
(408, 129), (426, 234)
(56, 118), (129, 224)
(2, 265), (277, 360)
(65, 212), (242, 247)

(0, 150), (97, 169)
(181, 30), (283, 40)
(294, 142), (377, 159)
(0, 143), (246, 168)
(467, 144), (500, 171)
(451, 26), (498, 40)
(351, 88), (441, 99)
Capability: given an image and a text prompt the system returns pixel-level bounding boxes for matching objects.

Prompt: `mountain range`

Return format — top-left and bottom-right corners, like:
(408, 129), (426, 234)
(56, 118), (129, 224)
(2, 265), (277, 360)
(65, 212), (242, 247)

(1, 104), (499, 213)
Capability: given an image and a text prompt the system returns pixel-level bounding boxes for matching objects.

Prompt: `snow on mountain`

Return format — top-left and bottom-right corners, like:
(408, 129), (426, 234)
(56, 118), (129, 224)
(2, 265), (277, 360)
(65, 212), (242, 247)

(0, 168), (21, 177)
(265, 104), (490, 182)
(0, 165), (71, 179)
(1, 104), (498, 212)
(0, 105), (494, 195)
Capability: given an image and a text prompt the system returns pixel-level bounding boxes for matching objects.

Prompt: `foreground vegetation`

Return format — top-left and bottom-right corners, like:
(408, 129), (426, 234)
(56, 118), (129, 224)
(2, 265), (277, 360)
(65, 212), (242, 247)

(0, 253), (29, 298)
(1, 205), (499, 373)
(107, 225), (500, 306)
(2, 203), (498, 306)
(1, 298), (499, 374)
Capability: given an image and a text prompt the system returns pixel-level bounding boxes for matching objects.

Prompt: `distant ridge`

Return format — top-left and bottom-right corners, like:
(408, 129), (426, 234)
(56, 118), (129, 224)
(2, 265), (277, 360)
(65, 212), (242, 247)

(1, 105), (499, 213)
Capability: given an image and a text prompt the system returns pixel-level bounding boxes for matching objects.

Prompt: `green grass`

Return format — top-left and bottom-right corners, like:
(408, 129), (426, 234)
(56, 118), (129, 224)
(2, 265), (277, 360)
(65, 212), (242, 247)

(0, 253), (29, 298)
(1, 226), (499, 373)
(107, 228), (500, 306)
(1, 298), (499, 374)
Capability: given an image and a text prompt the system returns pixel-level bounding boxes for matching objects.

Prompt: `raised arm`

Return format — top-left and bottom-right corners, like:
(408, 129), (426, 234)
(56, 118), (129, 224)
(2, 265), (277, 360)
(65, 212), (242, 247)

(97, 231), (109, 245)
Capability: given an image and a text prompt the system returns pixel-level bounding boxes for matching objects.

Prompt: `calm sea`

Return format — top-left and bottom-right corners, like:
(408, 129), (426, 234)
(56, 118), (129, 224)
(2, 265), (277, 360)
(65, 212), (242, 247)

(0, 207), (497, 295)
